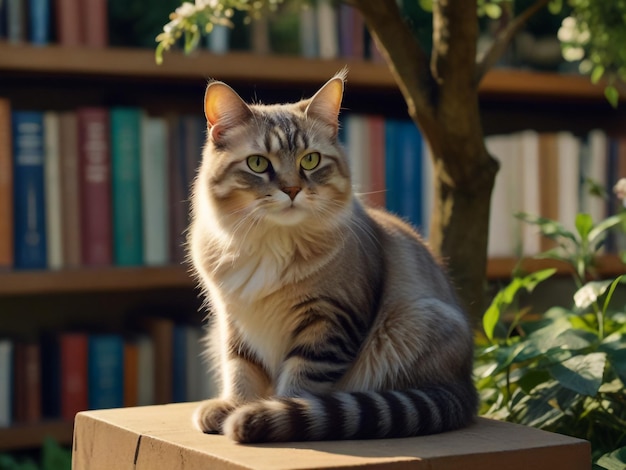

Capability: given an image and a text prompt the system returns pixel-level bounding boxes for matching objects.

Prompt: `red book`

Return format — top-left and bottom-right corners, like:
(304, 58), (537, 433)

(77, 108), (113, 266)
(368, 115), (386, 208)
(55, 0), (83, 46)
(0, 98), (12, 269)
(83, 0), (108, 47)
(60, 332), (89, 421)
(123, 340), (139, 408)
(13, 342), (41, 424)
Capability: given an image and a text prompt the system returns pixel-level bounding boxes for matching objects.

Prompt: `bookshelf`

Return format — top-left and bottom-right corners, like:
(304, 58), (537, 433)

(1, 43), (625, 450)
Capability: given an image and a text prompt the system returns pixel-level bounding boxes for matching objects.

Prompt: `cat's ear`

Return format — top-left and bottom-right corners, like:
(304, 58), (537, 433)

(204, 81), (252, 141)
(305, 69), (346, 136)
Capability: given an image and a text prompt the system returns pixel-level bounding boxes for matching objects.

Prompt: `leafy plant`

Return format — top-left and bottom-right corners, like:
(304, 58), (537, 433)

(475, 209), (626, 468)
(0, 439), (71, 470)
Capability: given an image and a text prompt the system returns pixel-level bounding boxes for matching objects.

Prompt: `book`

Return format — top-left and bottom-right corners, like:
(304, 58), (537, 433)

(172, 325), (188, 403)
(88, 335), (124, 410)
(517, 130), (541, 256)
(0, 339), (12, 427)
(144, 317), (174, 404)
(384, 119), (402, 216)
(141, 116), (169, 266)
(60, 332), (88, 421)
(316, 0), (338, 59)
(40, 333), (60, 419)
(123, 338), (139, 408)
(184, 326), (206, 402)
(398, 121), (423, 229)
(249, 16), (270, 55)
(136, 334), (155, 406)
(556, 132), (581, 236)
(83, 0), (107, 47)
(339, 3), (364, 59)
(299, 2), (318, 58)
(44, 111), (63, 269)
(58, 111), (81, 267)
(208, 23), (230, 54)
(367, 115), (386, 208)
(167, 115), (187, 264)
(6, 0), (26, 43)
(581, 129), (608, 225)
(0, 98), (12, 269)
(54, 0), (82, 46)
(345, 114), (370, 200)
(28, 0), (50, 45)
(12, 110), (47, 269)
(13, 341), (41, 424)
(538, 132), (560, 251)
(421, 139), (435, 239)
(110, 107), (143, 266)
(77, 107), (112, 266)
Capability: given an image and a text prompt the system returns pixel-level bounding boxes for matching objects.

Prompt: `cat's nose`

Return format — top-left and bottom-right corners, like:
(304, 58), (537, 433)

(282, 186), (301, 201)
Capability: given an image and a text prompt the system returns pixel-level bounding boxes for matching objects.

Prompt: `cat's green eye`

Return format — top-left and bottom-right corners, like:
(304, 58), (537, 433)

(247, 155), (270, 173)
(300, 152), (321, 171)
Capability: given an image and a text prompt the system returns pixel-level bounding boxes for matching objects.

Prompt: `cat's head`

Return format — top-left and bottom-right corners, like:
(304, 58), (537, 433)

(197, 70), (352, 232)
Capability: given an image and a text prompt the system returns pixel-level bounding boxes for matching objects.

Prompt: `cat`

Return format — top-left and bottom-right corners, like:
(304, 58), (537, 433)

(188, 69), (477, 443)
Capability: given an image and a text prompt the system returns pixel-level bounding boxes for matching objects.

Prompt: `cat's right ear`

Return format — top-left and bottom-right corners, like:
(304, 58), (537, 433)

(204, 81), (252, 141)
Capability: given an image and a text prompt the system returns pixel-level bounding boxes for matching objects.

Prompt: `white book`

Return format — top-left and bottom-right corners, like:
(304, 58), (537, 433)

(141, 116), (169, 266)
(557, 131), (581, 235)
(0, 339), (13, 427)
(517, 130), (541, 256)
(316, 0), (338, 59)
(345, 114), (370, 198)
(486, 134), (517, 257)
(584, 129), (608, 224)
(136, 334), (155, 406)
(44, 111), (63, 269)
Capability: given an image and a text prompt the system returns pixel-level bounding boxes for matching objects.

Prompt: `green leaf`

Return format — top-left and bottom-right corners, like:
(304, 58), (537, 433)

(602, 275), (624, 315)
(605, 86), (619, 109)
(548, 0), (562, 14)
(606, 348), (626, 386)
(575, 213), (593, 240)
(417, 0), (433, 11)
(588, 214), (626, 245)
(549, 352), (606, 396)
(597, 447), (626, 470)
(483, 3), (501, 19)
(591, 65), (605, 84)
(482, 301), (501, 342)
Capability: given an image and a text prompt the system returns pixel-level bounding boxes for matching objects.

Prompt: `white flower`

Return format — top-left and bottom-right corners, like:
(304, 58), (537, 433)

(563, 46), (585, 62)
(613, 178), (626, 206)
(175, 2), (198, 18)
(558, 16), (576, 42)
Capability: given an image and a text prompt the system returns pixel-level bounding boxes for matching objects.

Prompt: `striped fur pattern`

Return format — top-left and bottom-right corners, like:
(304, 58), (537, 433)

(189, 70), (477, 443)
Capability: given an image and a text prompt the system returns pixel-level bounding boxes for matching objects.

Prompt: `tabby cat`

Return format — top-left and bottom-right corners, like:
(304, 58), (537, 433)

(189, 70), (477, 443)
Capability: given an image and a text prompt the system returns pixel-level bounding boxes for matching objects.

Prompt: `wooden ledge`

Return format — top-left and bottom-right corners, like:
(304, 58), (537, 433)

(73, 402), (590, 470)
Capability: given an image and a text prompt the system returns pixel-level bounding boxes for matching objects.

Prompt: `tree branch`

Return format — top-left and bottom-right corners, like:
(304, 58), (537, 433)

(349, 0), (436, 125)
(474, 0), (551, 83)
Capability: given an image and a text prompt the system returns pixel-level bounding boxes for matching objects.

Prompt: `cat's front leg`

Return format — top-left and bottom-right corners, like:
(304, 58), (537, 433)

(193, 350), (271, 434)
(275, 313), (361, 396)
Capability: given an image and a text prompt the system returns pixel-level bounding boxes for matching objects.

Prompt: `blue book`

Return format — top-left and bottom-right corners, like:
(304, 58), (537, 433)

(28, 0), (50, 45)
(384, 119), (401, 216)
(110, 107), (143, 266)
(172, 325), (187, 403)
(398, 121), (423, 229)
(88, 335), (124, 410)
(12, 110), (47, 269)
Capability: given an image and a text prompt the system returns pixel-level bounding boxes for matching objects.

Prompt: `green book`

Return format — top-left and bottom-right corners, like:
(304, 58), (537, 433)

(110, 107), (143, 266)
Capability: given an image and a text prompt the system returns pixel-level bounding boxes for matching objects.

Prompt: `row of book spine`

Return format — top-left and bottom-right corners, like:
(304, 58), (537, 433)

(0, 98), (204, 270)
(487, 129), (626, 258)
(0, 317), (217, 428)
(0, 0), (107, 47)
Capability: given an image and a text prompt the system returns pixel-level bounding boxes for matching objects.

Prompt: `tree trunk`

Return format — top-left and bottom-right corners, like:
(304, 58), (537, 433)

(352, 0), (499, 323)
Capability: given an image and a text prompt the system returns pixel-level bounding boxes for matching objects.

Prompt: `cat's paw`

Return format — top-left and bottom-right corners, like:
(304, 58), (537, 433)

(192, 398), (238, 434)
(222, 401), (271, 443)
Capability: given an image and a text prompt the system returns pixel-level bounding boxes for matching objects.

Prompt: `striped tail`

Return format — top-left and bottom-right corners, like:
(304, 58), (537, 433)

(221, 382), (477, 443)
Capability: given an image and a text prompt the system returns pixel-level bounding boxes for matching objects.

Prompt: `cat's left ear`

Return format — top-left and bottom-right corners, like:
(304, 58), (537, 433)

(305, 69), (346, 136)
(204, 80), (252, 141)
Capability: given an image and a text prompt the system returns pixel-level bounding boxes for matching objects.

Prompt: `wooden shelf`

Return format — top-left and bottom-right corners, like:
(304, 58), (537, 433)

(0, 43), (609, 101)
(0, 421), (73, 451)
(0, 266), (194, 296)
(487, 255), (625, 279)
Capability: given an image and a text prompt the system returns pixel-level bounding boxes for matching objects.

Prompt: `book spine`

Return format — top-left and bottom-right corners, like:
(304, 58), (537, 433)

(21, 342), (41, 423)
(208, 23), (230, 54)
(299, 3), (318, 58)
(82, 0), (107, 47)
(141, 116), (169, 266)
(0, 339), (12, 427)
(59, 111), (81, 267)
(384, 119), (400, 216)
(316, 0), (338, 59)
(54, 0), (81, 46)
(172, 325), (187, 403)
(399, 121), (423, 229)
(77, 107), (112, 266)
(0, 98), (12, 269)
(136, 334), (154, 406)
(167, 115), (187, 264)
(367, 115), (386, 208)
(44, 111), (63, 269)
(60, 332), (88, 421)
(123, 339), (139, 408)
(12, 110), (47, 269)
(6, 0), (26, 43)
(88, 335), (124, 410)
(28, 0), (50, 45)
(110, 107), (143, 266)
